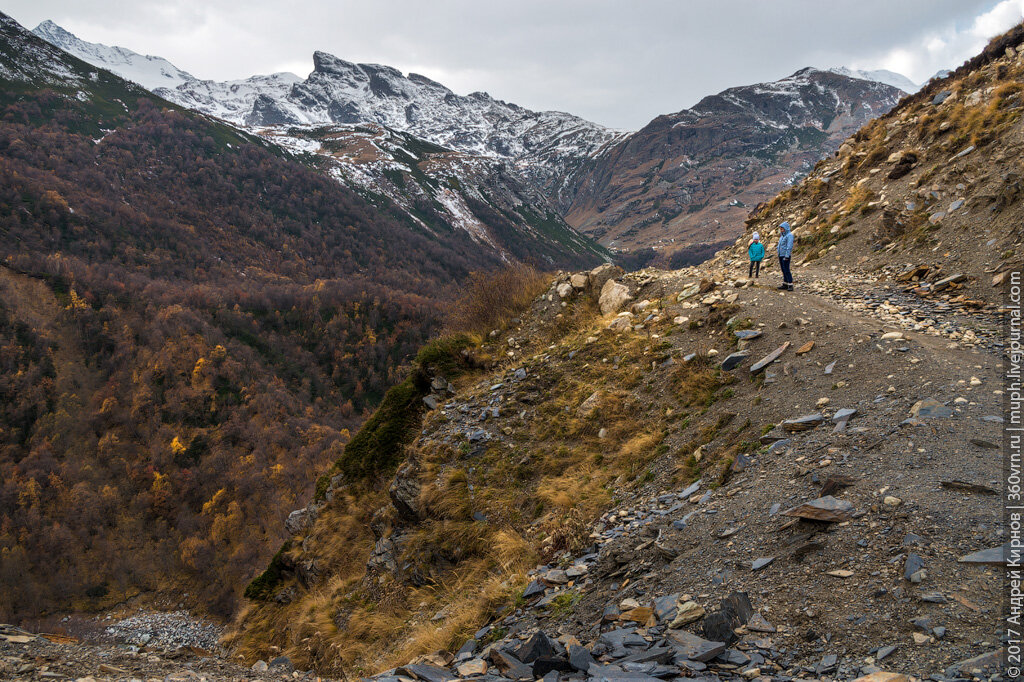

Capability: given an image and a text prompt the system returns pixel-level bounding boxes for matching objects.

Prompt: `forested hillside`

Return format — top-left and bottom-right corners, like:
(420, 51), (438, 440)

(0, 13), (590, 623)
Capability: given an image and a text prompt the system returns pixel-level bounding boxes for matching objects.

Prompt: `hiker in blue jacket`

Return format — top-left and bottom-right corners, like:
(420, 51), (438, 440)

(777, 221), (794, 290)
(748, 232), (764, 279)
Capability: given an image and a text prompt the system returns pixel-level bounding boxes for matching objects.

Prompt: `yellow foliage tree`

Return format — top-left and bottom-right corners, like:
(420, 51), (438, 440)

(170, 436), (187, 456)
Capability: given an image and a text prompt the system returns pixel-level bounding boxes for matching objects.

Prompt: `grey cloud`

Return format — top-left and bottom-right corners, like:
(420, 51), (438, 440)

(3, 0), (1013, 128)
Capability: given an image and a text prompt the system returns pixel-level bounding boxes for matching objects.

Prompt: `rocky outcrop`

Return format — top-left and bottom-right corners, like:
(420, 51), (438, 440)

(284, 507), (316, 535)
(598, 279), (632, 315)
(388, 458), (423, 522)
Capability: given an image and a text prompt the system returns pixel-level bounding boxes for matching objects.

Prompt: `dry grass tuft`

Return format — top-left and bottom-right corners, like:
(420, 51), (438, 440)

(673, 361), (731, 408)
(445, 264), (550, 335)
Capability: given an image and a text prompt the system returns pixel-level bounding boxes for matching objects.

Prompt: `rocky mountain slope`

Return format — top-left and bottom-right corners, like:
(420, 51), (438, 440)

(30, 22), (626, 193)
(31, 19), (194, 90)
(30, 20), (609, 268)
(259, 123), (608, 265)
(32, 22), (912, 263)
(4, 253), (1008, 679)
(722, 22), (1024, 309)
(562, 69), (906, 256)
(224, 260), (1007, 680)
(213, 26), (1022, 682)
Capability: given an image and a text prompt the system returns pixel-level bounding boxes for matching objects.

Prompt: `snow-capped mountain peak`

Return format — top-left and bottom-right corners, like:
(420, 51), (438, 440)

(32, 19), (195, 90)
(827, 66), (919, 93)
(30, 21), (625, 173)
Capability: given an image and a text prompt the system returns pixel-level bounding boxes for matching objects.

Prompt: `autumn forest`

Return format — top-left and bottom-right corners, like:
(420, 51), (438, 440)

(0, 73), (562, 622)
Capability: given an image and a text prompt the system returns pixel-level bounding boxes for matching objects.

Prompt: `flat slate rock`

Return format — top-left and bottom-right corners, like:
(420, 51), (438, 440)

(734, 329), (762, 340)
(832, 408), (857, 422)
(910, 399), (953, 418)
(759, 428), (789, 444)
(820, 474), (856, 497)
(679, 480), (702, 499)
(904, 553), (925, 581)
(701, 592), (752, 644)
(875, 645), (897, 661)
(489, 651), (533, 680)
(751, 557), (775, 570)
(959, 543), (1012, 565)
(795, 340), (815, 355)
(933, 273), (967, 289)
(750, 342), (790, 374)
(920, 592), (948, 603)
(665, 630), (726, 662)
(515, 632), (554, 663)
(782, 495), (854, 522)
(781, 413), (825, 432)
(587, 664), (663, 682)
(944, 649), (1002, 677)
(716, 648), (750, 666)
(532, 657), (573, 677)
(399, 664), (457, 682)
(747, 613), (776, 633)
(941, 479), (997, 495)
(720, 351), (749, 371)
(522, 580), (547, 599)
(653, 594), (679, 622)
(618, 647), (674, 665)
(568, 644), (596, 672)
(598, 628), (646, 651)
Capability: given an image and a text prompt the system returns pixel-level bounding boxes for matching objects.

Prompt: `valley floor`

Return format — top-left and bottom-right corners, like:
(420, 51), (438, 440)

(0, 624), (321, 681)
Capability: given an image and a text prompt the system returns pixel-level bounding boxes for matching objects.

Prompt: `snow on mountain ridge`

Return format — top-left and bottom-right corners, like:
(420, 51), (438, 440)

(0, 14), (89, 88)
(32, 20), (196, 90)
(827, 66), (919, 93)
(153, 72), (303, 124)
(30, 21), (626, 194)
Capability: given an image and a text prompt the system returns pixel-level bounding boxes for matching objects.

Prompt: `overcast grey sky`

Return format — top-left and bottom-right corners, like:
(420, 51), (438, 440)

(5, 0), (1024, 128)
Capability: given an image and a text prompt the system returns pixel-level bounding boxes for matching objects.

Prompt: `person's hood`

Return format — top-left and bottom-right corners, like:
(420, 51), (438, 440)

(780, 221), (791, 233)
(752, 231), (760, 241)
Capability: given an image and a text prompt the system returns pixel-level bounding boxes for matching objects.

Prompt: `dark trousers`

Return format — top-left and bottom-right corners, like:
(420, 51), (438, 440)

(749, 260), (761, 278)
(779, 256), (793, 286)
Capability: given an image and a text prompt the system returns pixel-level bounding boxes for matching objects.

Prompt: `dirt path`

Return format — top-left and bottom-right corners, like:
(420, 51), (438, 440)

(555, 265), (1006, 676)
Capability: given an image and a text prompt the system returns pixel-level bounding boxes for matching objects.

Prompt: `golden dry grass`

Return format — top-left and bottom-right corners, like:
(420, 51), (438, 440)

(445, 264), (550, 336)
(227, 294), (702, 677)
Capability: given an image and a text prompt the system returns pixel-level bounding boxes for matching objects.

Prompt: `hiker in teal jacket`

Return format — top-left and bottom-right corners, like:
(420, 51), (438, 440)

(748, 232), (765, 278)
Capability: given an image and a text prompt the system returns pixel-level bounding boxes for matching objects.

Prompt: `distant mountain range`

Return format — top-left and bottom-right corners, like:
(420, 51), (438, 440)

(563, 68), (905, 253)
(31, 19), (912, 259)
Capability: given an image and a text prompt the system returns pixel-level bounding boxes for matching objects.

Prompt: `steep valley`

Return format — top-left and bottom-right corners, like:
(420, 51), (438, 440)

(0, 10), (602, 628)
(0, 10), (1020, 682)
(216, 23), (1022, 681)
